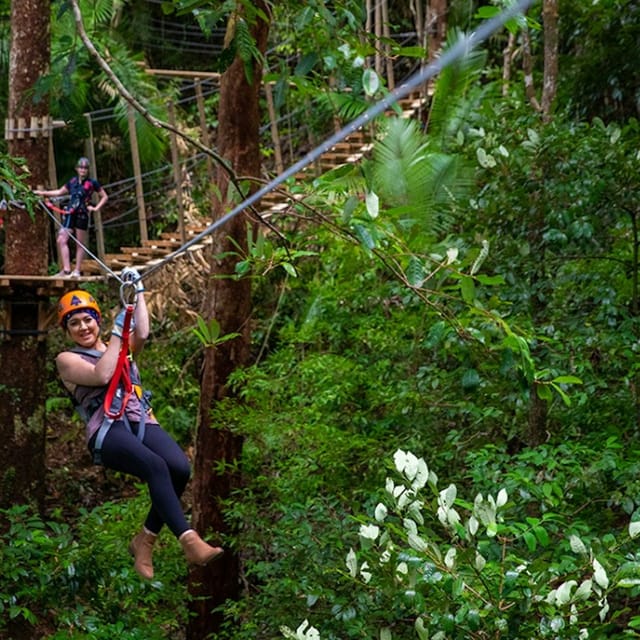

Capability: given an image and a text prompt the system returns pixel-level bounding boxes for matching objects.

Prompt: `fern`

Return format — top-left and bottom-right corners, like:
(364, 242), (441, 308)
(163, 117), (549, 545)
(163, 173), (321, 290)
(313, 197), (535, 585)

(232, 16), (263, 85)
(367, 118), (468, 239)
(426, 28), (488, 146)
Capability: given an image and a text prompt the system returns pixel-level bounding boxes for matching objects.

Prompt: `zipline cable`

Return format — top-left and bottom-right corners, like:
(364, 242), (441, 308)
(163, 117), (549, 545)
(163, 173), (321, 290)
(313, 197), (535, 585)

(137, 0), (534, 283)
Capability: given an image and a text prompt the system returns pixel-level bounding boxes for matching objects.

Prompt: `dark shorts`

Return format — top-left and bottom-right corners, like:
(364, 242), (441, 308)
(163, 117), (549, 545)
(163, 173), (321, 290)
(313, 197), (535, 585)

(61, 209), (89, 231)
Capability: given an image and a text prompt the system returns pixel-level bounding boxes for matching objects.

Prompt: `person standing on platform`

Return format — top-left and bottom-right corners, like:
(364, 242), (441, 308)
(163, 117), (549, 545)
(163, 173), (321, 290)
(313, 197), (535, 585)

(35, 157), (108, 278)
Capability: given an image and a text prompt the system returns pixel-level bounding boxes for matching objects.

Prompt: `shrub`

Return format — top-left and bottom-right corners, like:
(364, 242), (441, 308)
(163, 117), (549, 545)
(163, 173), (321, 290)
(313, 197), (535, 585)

(283, 449), (640, 639)
(0, 497), (189, 639)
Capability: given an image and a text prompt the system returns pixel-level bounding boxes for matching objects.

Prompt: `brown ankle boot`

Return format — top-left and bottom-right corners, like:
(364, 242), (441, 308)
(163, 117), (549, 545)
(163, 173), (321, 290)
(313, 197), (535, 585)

(179, 530), (224, 566)
(128, 529), (157, 580)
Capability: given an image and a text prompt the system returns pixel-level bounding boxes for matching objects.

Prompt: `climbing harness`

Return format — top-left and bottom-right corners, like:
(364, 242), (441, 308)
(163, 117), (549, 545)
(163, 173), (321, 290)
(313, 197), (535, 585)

(43, 198), (75, 228)
(72, 343), (153, 465)
(92, 282), (148, 464)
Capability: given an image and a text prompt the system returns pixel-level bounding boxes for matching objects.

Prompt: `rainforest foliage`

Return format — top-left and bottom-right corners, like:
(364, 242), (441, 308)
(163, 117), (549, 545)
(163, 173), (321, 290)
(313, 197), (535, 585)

(2, 0), (640, 639)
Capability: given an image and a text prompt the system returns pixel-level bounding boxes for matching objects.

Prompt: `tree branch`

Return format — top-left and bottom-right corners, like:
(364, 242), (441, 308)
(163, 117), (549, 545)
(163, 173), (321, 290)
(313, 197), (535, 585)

(69, 0), (245, 194)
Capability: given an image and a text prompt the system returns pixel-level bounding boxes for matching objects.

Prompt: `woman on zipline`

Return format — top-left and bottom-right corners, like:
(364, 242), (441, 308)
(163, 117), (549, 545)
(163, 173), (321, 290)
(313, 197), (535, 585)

(55, 272), (223, 579)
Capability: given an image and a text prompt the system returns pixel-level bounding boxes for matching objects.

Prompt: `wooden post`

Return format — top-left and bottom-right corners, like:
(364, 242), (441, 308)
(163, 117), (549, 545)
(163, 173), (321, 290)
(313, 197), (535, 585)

(47, 122), (57, 187)
(382, 0), (394, 90)
(85, 113), (105, 259)
(128, 105), (148, 243)
(47, 121), (63, 267)
(195, 79), (215, 191)
(374, 0), (382, 77)
(366, 0), (372, 55)
(412, 0), (428, 102)
(264, 78), (284, 175)
(168, 100), (186, 245)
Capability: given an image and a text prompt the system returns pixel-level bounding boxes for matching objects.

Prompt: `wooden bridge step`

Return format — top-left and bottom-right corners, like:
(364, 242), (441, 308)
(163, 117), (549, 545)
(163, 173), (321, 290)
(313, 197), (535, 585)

(120, 246), (169, 257)
(141, 239), (183, 248)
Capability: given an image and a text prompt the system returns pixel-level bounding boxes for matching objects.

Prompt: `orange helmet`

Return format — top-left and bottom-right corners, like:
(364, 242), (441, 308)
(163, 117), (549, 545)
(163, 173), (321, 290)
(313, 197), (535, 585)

(57, 289), (102, 328)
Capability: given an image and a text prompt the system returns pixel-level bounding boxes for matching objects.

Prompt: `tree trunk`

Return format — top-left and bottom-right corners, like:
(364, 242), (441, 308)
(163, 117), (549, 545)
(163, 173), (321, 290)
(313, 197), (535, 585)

(187, 3), (270, 638)
(525, 0), (559, 443)
(0, 0), (51, 518)
(427, 0), (448, 63)
(526, 185), (548, 447)
(541, 0), (559, 121)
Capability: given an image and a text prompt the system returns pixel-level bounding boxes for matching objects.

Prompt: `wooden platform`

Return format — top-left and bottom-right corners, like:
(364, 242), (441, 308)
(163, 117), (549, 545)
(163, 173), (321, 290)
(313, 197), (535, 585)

(0, 273), (107, 296)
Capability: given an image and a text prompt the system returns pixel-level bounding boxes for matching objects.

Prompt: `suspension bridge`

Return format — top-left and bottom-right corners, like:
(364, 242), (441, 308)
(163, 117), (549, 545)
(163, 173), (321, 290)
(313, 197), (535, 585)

(4, 95), (424, 289)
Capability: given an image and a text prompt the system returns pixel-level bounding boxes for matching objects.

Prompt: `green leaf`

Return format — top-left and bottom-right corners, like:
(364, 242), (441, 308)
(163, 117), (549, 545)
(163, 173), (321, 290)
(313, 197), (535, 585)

(415, 617), (429, 640)
(365, 190), (379, 219)
(461, 368), (481, 392)
(551, 375), (583, 385)
(533, 525), (549, 547)
(282, 262), (298, 277)
(569, 535), (588, 555)
(523, 530), (537, 552)
(475, 274), (505, 285)
(536, 384), (553, 401)
(550, 382), (573, 407)
(460, 276), (476, 303)
(353, 223), (376, 251)
(362, 68), (380, 96)
(342, 195), (360, 223)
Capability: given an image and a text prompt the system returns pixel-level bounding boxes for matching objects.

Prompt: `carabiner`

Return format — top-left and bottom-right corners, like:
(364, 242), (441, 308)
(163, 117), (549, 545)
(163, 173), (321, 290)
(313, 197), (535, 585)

(120, 280), (138, 308)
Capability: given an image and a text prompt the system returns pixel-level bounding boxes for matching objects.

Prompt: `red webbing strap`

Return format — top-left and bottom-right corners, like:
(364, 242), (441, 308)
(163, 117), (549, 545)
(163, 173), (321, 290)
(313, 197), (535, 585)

(44, 199), (69, 216)
(103, 304), (134, 419)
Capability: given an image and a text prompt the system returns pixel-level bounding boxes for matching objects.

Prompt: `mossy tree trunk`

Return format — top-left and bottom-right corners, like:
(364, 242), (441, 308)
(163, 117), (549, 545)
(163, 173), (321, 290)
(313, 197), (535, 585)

(0, 0), (51, 518)
(187, 3), (270, 638)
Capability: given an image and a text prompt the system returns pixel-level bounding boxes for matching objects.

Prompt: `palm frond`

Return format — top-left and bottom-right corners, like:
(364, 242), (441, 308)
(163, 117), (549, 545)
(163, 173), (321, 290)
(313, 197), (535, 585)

(368, 117), (472, 240)
(371, 118), (430, 205)
(46, 1), (171, 165)
(427, 29), (488, 145)
(317, 90), (370, 123)
(84, 0), (115, 29)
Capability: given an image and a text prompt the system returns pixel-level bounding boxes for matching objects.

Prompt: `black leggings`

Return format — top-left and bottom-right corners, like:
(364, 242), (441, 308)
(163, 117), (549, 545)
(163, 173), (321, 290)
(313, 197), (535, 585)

(90, 421), (192, 538)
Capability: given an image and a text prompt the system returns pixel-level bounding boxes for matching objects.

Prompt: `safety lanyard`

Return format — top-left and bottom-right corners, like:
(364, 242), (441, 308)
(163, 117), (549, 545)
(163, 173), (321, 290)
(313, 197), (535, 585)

(43, 199), (70, 216)
(103, 304), (135, 419)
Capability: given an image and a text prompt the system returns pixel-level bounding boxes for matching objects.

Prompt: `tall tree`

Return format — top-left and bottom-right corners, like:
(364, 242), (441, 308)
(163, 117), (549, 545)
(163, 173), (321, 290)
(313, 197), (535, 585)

(525, 0), (559, 443)
(187, 2), (270, 637)
(0, 0), (50, 518)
